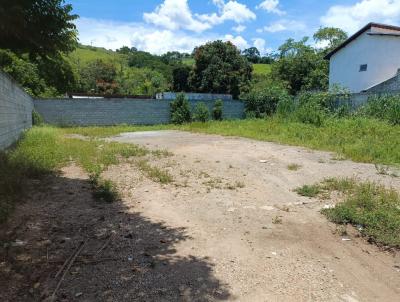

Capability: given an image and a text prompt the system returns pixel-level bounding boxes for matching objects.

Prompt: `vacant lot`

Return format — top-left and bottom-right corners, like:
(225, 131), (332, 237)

(1, 129), (400, 301)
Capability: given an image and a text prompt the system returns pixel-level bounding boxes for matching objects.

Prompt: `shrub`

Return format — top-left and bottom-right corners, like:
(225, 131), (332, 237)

(212, 99), (223, 120)
(170, 93), (191, 124)
(32, 110), (44, 126)
(243, 85), (291, 118)
(193, 102), (210, 122)
(276, 97), (296, 118)
(358, 94), (400, 125)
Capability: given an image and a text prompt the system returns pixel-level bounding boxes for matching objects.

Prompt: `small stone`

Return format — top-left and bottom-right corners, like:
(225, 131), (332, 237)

(75, 292), (83, 297)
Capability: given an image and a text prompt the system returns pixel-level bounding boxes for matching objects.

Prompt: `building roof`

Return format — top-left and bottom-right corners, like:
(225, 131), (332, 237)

(324, 22), (400, 60)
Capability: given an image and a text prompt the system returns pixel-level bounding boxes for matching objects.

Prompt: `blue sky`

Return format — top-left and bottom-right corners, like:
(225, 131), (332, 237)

(69, 0), (400, 54)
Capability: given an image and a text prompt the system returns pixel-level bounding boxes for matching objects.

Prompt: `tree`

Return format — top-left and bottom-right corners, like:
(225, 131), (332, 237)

(313, 27), (348, 52)
(78, 60), (118, 94)
(0, 0), (78, 56)
(116, 46), (138, 55)
(272, 37), (328, 94)
(242, 47), (261, 63)
(189, 41), (252, 98)
(172, 65), (191, 92)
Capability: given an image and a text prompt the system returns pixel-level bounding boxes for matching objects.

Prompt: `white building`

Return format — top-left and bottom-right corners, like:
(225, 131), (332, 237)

(326, 23), (400, 93)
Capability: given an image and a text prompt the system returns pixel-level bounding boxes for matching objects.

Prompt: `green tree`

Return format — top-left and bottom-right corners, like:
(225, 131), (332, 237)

(189, 41), (252, 99)
(272, 37), (328, 94)
(78, 59), (118, 94)
(172, 65), (191, 92)
(242, 47), (261, 63)
(313, 27), (348, 52)
(0, 0), (78, 56)
(170, 93), (191, 124)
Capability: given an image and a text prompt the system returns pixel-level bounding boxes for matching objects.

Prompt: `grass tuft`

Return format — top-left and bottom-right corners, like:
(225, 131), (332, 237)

(295, 184), (321, 197)
(136, 160), (173, 184)
(287, 163), (302, 171)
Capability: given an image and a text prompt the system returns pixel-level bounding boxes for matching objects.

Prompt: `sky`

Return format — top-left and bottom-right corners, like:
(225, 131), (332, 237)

(69, 0), (400, 55)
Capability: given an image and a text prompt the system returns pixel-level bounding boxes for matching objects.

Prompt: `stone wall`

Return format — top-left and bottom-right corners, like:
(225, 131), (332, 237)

(0, 71), (33, 149)
(34, 98), (244, 126)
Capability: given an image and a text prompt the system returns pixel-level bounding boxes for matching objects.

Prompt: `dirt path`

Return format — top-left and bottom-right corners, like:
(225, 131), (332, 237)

(1, 130), (399, 301)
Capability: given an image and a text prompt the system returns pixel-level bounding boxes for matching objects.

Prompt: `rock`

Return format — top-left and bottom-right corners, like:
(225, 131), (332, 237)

(75, 292), (83, 297)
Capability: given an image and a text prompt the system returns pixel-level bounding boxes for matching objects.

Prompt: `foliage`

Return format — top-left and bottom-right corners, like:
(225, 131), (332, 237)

(136, 160), (173, 184)
(77, 59), (118, 94)
(189, 41), (252, 99)
(172, 65), (191, 92)
(90, 173), (120, 203)
(212, 100), (223, 121)
(243, 84), (291, 118)
(118, 67), (168, 96)
(272, 37), (328, 95)
(313, 27), (348, 53)
(193, 102), (210, 122)
(242, 47), (261, 63)
(302, 178), (400, 248)
(0, 49), (61, 97)
(295, 184), (321, 197)
(127, 50), (173, 81)
(170, 93), (192, 124)
(358, 94), (400, 125)
(0, 0), (78, 56)
(32, 110), (44, 126)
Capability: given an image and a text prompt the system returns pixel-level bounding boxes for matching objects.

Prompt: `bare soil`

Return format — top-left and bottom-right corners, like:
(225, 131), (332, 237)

(1, 130), (400, 301)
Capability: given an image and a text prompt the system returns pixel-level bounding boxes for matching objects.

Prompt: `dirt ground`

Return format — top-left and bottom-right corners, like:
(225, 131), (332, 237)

(1, 130), (400, 302)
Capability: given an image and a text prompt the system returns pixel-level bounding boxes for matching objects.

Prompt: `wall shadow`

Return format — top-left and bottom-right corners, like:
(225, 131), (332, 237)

(0, 172), (232, 301)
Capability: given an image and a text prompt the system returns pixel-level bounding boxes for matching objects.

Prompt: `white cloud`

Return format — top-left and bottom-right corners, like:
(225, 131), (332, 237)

(75, 17), (217, 54)
(143, 0), (211, 32)
(233, 24), (246, 33)
(261, 19), (306, 33)
(197, 1), (256, 26)
(256, 0), (286, 16)
(252, 38), (272, 54)
(224, 34), (249, 49)
(321, 0), (400, 34)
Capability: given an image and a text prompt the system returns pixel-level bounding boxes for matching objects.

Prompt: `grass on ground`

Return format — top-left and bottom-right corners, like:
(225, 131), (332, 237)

(296, 178), (400, 248)
(0, 126), (160, 222)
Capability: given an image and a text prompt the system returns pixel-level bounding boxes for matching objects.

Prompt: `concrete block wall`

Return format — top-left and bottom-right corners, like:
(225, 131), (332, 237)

(34, 98), (244, 126)
(0, 71), (33, 149)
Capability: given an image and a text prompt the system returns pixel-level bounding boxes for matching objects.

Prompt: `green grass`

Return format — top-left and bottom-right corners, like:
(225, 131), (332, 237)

(176, 118), (400, 166)
(0, 126), (149, 222)
(67, 45), (125, 67)
(287, 163), (302, 171)
(252, 64), (272, 75)
(63, 117), (400, 166)
(297, 178), (400, 248)
(295, 184), (321, 197)
(182, 58), (195, 66)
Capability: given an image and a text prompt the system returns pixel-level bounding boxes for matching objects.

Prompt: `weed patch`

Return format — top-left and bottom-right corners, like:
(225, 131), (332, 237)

(136, 160), (173, 184)
(296, 177), (400, 248)
(287, 163), (302, 171)
(295, 184), (321, 197)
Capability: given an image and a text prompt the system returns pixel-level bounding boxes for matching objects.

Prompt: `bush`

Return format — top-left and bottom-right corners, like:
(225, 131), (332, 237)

(193, 102), (210, 122)
(212, 99), (223, 120)
(276, 97), (296, 118)
(243, 85), (291, 118)
(358, 94), (400, 125)
(170, 93), (192, 124)
(32, 110), (44, 126)
(295, 93), (327, 127)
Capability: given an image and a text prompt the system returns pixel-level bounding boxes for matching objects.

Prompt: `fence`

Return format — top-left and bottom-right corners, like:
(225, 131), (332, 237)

(0, 71), (33, 149)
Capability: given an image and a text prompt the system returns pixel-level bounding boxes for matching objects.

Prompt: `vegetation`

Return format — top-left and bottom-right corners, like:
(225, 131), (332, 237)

(359, 95), (400, 125)
(212, 100), (223, 121)
(136, 159), (173, 184)
(189, 41), (252, 99)
(170, 93), (192, 124)
(193, 102), (210, 122)
(0, 126), (149, 222)
(296, 178), (400, 248)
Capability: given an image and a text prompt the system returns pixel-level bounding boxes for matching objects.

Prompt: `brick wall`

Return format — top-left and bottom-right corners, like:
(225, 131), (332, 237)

(34, 98), (244, 126)
(0, 71), (33, 149)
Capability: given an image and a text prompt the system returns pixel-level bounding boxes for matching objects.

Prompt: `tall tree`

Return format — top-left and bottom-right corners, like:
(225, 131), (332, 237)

(189, 41), (252, 98)
(313, 27), (348, 53)
(242, 47), (261, 63)
(0, 0), (78, 56)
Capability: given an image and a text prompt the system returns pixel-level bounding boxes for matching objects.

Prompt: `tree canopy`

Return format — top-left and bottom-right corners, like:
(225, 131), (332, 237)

(0, 0), (78, 56)
(189, 41), (252, 98)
